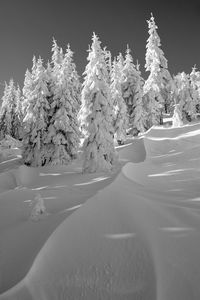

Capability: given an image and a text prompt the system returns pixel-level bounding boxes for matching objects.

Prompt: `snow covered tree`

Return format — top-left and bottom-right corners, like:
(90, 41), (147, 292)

(174, 72), (196, 122)
(121, 47), (137, 121)
(110, 58), (128, 144)
(51, 38), (63, 74)
(63, 44), (82, 110)
(78, 33), (117, 173)
(14, 85), (24, 140)
(132, 65), (148, 134)
(144, 13), (174, 125)
(189, 66), (200, 115)
(0, 79), (21, 140)
(22, 57), (51, 166)
(144, 89), (161, 128)
(104, 47), (112, 83)
(46, 44), (81, 165)
(172, 103), (183, 127)
(120, 47), (147, 134)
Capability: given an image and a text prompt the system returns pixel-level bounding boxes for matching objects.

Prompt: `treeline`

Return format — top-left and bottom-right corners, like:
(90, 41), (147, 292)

(0, 14), (200, 172)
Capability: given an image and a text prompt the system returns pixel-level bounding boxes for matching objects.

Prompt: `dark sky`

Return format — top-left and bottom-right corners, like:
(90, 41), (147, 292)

(0, 0), (200, 90)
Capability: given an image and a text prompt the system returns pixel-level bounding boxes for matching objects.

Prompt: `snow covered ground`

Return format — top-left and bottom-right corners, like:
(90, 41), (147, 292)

(1, 122), (200, 299)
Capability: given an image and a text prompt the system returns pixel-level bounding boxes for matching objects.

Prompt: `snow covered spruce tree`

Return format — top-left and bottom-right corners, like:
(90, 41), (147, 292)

(79, 33), (117, 173)
(14, 85), (24, 140)
(46, 43), (81, 165)
(0, 79), (22, 140)
(174, 72), (196, 122)
(110, 58), (128, 144)
(131, 63), (148, 134)
(144, 13), (174, 126)
(189, 66), (200, 115)
(22, 57), (50, 166)
(120, 47), (147, 135)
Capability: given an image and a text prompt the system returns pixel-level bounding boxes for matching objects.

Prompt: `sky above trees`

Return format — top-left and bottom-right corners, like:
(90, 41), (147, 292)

(0, 0), (200, 88)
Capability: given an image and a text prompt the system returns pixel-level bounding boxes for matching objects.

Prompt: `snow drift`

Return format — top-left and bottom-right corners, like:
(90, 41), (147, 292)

(1, 122), (200, 299)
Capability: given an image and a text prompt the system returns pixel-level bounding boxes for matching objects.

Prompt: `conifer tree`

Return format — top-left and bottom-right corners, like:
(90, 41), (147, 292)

(0, 79), (19, 140)
(110, 58), (128, 144)
(104, 47), (112, 83)
(121, 46), (137, 121)
(189, 66), (200, 115)
(174, 72), (196, 122)
(46, 44), (81, 165)
(63, 44), (81, 110)
(132, 65), (148, 134)
(14, 85), (23, 140)
(22, 57), (50, 166)
(51, 38), (63, 74)
(144, 13), (173, 125)
(79, 33), (117, 173)
(120, 47), (147, 134)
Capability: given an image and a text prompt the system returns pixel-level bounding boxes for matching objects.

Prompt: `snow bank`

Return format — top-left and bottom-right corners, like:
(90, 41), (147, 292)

(6, 174), (157, 300)
(2, 122), (200, 299)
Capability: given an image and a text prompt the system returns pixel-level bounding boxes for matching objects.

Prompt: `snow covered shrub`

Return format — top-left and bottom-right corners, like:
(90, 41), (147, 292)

(172, 103), (183, 127)
(30, 193), (47, 221)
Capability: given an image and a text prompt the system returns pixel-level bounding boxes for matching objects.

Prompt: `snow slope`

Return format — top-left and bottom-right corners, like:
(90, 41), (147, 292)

(1, 123), (200, 299)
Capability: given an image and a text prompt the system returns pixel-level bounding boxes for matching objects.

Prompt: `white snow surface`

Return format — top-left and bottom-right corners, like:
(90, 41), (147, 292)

(1, 122), (200, 299)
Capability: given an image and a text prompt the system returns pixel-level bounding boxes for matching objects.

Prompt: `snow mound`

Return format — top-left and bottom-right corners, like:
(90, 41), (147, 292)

(118, 138), (146, 163)
(2, 123), (200, 299)
(3, 173), (156, 300)
(144, 122), (200, 160)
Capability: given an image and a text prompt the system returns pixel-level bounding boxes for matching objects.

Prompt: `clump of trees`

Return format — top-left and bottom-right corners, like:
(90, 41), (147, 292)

(1, 14), (200, 171)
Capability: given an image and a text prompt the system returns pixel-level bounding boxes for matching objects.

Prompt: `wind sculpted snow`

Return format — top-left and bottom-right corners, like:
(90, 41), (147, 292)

(1, 123), (200, 299)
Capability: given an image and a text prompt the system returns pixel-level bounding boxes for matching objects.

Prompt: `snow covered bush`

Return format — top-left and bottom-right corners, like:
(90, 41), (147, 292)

(30, 194), (47, 221)
(172, 103), (183, 127)
(78, 33), (117, 173)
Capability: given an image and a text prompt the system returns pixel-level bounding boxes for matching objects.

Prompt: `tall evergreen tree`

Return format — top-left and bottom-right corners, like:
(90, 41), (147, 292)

(46, 44), (81, 165)
(104, 47), (112, 83)
(132, 65), (148, 134)
(144, 13), (173, 125)
(0, 79), (20, 140)
(121, 46), (137, 121)
(174, 72), (196, 122)
(121, 47), (147, 134)
(51, 38), (63, 73)
(14, 84), (23, 140)
(79, 33), (117, 173)
(22, 57), (50, 166)
(110, 58), (128, 144)
(189, 66), (200, 115)
(63, 44), (81, 109)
